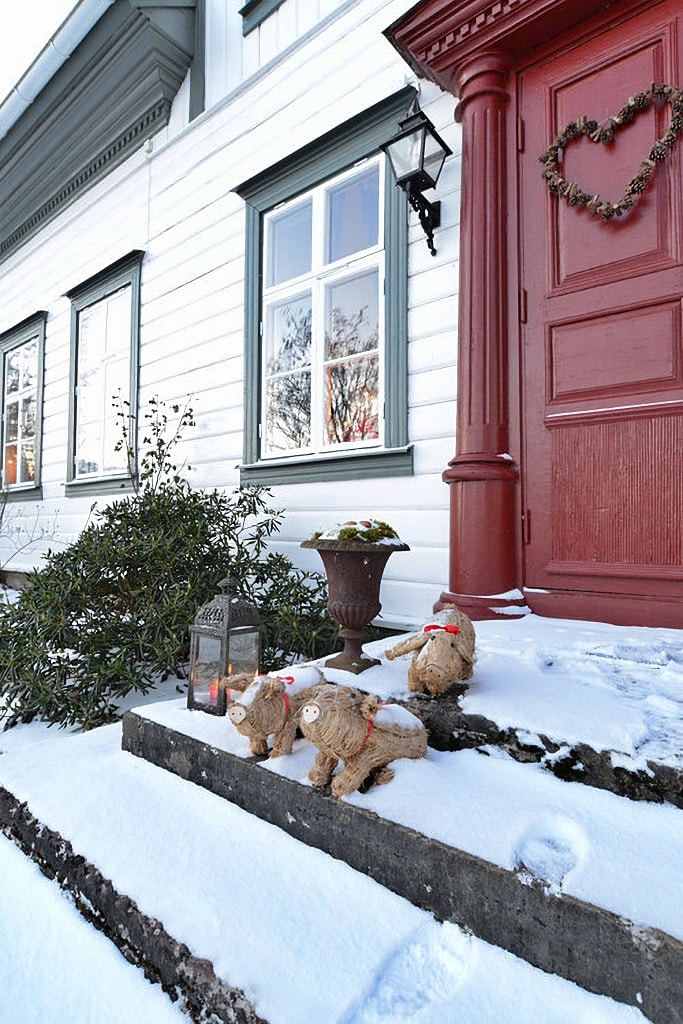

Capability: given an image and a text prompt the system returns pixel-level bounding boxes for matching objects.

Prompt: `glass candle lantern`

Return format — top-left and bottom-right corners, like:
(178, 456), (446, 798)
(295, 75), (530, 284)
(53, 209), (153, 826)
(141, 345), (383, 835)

(187, 578), (262, 715)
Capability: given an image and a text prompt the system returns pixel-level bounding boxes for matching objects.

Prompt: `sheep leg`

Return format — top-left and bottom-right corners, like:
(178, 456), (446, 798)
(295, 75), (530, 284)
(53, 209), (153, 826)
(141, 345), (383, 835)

(270, 717), (299, 758)
(407, 662), (427, 693)
(331, 757), (382, 797)
(309, 752), (338, 788)
(249, 735), (270, 756)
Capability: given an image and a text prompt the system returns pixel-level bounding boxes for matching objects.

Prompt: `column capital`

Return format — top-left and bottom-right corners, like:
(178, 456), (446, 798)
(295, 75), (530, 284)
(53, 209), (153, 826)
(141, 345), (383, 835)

(455, 51), (510, 115)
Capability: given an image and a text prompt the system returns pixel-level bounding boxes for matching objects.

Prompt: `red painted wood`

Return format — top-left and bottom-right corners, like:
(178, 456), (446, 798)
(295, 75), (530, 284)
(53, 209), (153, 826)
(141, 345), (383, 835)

(440, 55), (521, 612)
(519, 0), (683, 621)
(387, 0), (683, 626)
(384, 0), (627, 94)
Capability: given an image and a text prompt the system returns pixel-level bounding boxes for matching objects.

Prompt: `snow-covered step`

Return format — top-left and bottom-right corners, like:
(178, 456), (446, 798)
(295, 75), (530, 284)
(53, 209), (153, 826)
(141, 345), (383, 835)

(0, 716), (666, 1024)
(120, 700), (683, 1024)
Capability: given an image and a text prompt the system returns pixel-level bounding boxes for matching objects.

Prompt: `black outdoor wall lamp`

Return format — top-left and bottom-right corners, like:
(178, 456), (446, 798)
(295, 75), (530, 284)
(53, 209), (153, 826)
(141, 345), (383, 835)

(381, 102), (452, 256)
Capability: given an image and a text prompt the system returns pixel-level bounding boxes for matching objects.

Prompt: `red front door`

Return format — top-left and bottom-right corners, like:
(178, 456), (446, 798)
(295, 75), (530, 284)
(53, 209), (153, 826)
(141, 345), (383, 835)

(518, 0), (683, 625)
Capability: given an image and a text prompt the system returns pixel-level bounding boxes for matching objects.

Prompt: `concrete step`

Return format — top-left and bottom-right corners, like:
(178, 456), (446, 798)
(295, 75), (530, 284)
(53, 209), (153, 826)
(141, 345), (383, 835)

(0, 784), (266, 1024)
(121, 703), (683, 1024)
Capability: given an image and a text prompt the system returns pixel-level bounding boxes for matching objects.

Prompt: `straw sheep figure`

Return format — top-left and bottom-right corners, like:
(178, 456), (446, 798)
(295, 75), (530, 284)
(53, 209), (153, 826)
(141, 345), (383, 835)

(300, 683), (428, 797)
(384, 606), (476, 696)
(227, 666), (324, 757)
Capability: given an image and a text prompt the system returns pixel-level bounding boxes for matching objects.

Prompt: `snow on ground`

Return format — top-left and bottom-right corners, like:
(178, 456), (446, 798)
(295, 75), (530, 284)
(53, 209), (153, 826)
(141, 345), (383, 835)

(0, 833), (188, 1024)
(0, 613), (681, 1023)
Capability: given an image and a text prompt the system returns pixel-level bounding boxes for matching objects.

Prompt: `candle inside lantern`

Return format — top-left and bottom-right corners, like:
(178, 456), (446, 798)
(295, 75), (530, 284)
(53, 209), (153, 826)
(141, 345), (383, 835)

(209, 679), (219, 702)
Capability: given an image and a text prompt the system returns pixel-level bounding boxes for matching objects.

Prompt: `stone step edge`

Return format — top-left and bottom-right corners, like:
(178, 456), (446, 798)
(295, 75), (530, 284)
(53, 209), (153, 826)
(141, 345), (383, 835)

(122, 709), (683, 1024)
(409, 695), (683, 809)
(0, 784), (268, 1024)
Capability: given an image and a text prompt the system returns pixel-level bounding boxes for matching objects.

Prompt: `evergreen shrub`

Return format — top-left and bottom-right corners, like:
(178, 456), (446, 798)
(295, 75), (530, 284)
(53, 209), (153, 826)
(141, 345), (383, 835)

(0, 400), (338, 730)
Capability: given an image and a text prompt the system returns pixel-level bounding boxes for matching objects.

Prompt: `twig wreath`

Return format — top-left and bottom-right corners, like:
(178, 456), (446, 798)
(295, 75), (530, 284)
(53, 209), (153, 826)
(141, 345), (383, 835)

(539, 83), (683, 221)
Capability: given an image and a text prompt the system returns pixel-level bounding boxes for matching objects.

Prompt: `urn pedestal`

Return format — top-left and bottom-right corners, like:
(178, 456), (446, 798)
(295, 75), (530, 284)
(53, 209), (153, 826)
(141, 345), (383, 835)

(301, 538), (410, 674)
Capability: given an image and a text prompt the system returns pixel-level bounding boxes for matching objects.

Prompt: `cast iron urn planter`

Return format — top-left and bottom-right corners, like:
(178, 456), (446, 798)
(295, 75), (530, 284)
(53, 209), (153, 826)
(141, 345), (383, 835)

(301, 526), (409, 674)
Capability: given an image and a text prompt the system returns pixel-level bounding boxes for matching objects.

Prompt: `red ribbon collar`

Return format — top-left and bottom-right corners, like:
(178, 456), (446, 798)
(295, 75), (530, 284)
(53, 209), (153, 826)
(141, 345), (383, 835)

(423, 623), (461, 635)
(276, 676), (295, 719)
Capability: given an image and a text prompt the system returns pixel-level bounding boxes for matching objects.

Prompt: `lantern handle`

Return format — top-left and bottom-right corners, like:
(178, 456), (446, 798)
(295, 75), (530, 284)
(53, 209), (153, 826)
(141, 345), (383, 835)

(218, 576), (238, 595)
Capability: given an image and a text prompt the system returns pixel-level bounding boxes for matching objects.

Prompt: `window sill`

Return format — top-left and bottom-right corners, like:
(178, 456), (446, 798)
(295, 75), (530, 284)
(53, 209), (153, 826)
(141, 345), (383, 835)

(240, 446), (413, 485)
(65, 477), (134, 497)
(239, 0), (286, 35)
(1, 485), (43, 503)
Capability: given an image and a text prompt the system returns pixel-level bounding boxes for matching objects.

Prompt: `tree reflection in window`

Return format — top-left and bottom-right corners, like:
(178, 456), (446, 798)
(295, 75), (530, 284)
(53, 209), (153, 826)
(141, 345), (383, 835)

(265, 301), (312, 452)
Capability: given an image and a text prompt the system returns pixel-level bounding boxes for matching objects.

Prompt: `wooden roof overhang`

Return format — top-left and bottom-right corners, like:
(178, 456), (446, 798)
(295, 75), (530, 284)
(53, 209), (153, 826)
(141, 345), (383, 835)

(0, 1), (197, 264)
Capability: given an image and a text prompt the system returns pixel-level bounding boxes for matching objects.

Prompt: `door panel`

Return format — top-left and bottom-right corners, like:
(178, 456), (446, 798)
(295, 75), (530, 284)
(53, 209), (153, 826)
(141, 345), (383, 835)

(519, 1), (683, 601)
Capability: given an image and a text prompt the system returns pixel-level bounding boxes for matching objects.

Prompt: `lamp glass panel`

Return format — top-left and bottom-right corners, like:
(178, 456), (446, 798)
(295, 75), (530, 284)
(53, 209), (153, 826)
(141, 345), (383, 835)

(386, 127), (425, 182)
(227, 629), (260, 675)
(191, 634), (224, 706)
(422, 131), (448, 188)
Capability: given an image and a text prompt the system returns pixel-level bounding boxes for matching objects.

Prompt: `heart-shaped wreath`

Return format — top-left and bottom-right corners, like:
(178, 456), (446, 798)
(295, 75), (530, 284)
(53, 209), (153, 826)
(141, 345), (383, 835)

(539, 83), (683, 221)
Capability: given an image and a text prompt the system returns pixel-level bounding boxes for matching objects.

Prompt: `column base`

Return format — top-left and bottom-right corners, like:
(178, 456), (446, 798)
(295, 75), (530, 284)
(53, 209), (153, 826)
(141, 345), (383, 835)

(435, 589), (529, 621)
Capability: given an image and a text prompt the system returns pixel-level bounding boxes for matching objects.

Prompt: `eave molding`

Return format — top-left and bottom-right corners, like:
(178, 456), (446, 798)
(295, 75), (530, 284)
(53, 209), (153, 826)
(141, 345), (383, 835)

(0, 1), (196, 264)
(385, 0), (628, 92)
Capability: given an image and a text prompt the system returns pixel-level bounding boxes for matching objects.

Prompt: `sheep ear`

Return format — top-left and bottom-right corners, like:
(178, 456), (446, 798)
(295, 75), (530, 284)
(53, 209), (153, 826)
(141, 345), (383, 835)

(266, 678), (284, 699)
(360, 695), (381, 720)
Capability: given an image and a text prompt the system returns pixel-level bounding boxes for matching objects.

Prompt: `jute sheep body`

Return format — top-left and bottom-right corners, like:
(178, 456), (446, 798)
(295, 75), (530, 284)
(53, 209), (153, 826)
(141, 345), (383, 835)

(385, 606), (476, 696)
(300, 683), (427, 797)
(227, 666), (323, 757)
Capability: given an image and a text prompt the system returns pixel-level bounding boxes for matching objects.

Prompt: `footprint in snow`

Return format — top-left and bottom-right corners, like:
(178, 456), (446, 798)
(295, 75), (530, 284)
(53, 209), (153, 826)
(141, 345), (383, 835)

(343, 921), (472, 1023)
(514, 815), (589, 892)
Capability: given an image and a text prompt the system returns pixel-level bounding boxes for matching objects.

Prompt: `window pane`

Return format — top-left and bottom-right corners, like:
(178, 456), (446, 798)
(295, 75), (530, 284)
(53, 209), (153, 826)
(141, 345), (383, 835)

(266, 370), (311, 452)
(5, 351), (20, 394)
(75, 286), (132, 478)
(20, 395), (36, 481)
(105, 288), (131, 354)
(21, 396), (35, 439)
(22, 339), (37, 391)
(264, 294), (312, 454)
(326, 165), (379, 264)
(5, 402), (18, 443)
(266, 295), (312, 373)
(20, 437), (35, 484)
(78, 304), (105, 374)
(326, 355), (379, 444)
(266, 199), (312, 286)
(3, 444), (17, 485)
(325, 270), (379, 359)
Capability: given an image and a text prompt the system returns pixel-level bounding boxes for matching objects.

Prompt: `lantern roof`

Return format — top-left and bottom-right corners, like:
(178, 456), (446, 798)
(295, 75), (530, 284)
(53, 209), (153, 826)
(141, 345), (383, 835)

(193, 578), (262, 631)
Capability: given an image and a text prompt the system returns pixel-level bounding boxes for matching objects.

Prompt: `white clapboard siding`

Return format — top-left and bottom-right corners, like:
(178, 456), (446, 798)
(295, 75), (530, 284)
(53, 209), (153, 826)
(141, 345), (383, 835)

(0, 0), (463, 623)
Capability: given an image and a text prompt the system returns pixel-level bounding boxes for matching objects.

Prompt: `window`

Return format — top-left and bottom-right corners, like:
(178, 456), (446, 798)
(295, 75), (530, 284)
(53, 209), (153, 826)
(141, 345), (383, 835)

(0, 312), (45, 494)
(236, 88), (414, 484)
(66, 251), (143, 491)
(262, 161), (383, 457)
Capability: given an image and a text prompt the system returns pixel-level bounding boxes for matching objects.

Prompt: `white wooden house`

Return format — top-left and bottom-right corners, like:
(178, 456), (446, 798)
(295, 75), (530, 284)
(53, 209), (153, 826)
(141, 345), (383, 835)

(7, 0), (679, 630)
(0, 0), (460, 628)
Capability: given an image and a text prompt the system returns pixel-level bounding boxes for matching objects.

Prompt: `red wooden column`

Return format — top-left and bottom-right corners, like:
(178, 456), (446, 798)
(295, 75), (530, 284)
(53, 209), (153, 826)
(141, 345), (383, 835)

(437, 54), (523, 618)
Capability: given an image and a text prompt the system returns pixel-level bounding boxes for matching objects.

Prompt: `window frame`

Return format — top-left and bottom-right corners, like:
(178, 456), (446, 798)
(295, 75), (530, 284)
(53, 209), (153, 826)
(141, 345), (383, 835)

(235, 88), (415, 485)
(0, 311), (46, 499)
(65, 250), (144, 495)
